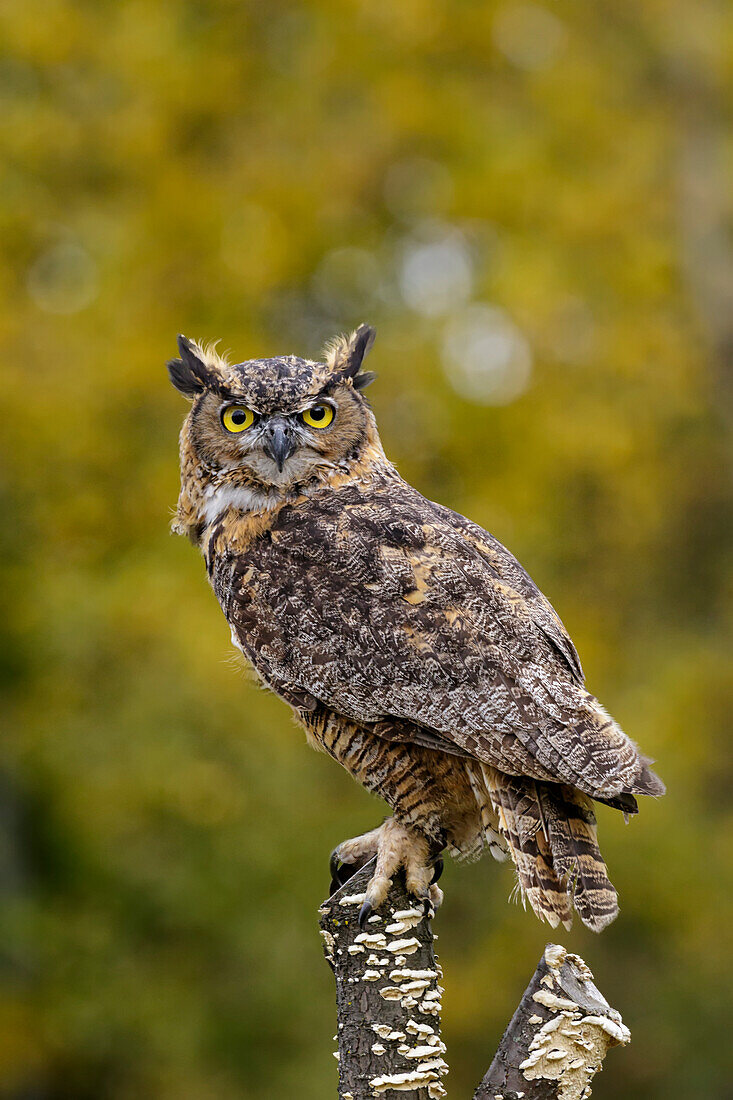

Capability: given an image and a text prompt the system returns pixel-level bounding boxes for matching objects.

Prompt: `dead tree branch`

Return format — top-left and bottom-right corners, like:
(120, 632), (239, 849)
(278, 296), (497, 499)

(474, 943), (630, 1100)
(319, 858), (447, 1099)
(320, 867), (629, 1099)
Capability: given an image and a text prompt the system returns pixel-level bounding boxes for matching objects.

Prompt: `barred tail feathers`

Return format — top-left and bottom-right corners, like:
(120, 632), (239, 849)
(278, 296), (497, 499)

(480, 766), (619, 932)
(480, 766), (572, 929)
(536, 782), (619, 931)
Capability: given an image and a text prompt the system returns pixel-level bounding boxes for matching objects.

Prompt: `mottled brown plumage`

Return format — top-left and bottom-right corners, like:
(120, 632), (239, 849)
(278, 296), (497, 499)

(167, 326), (664, 931)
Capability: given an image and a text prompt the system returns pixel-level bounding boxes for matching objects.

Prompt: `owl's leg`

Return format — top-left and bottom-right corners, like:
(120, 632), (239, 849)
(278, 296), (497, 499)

(330, 817), (443, 928)
(329, 824), (384, 895)
(360, 818), (444, 927)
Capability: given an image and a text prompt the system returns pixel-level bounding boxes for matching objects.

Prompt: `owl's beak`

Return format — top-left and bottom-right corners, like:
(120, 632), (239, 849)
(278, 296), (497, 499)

(262, 418), (296, 472)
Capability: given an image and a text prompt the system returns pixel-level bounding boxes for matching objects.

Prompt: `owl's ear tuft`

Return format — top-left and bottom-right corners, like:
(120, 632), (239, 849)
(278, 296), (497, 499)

(324, 323), (377, 387)
(167, 335), (212, 397)
(353, 370), (377, 390)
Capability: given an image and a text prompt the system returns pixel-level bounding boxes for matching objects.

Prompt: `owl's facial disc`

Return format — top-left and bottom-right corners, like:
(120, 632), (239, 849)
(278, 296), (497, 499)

(214, 395), (341, 485)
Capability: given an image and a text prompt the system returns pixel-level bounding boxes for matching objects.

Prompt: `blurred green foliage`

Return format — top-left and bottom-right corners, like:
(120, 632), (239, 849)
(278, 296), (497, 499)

(1, 1), (732, 1097)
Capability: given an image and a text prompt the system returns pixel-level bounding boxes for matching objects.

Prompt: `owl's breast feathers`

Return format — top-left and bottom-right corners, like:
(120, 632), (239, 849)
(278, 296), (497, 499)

(206, 470), (664, 810)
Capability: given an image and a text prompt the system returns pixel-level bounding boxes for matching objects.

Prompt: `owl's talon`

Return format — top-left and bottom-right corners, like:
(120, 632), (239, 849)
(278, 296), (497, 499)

(428, 883), (444, 910)
(358, 899), (373, 928)
(330, 819), (440, 918)
(328, 853), (362, 897)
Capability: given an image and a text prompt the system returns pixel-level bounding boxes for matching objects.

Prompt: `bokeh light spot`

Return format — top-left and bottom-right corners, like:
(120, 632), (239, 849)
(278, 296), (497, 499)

(442, 304), (533, 405)
(493, 3), (566, 71)
(399, 227), (473, 317)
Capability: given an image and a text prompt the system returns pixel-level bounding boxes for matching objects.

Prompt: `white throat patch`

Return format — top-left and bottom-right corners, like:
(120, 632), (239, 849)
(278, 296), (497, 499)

(202, 483), (279, 523)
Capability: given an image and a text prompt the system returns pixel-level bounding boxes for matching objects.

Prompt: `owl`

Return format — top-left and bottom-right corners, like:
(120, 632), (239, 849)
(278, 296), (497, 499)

(167, 325), (664, 931)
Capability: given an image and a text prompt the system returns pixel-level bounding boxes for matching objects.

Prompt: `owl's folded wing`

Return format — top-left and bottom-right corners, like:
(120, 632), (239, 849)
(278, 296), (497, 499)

(220, 479), (662, 803)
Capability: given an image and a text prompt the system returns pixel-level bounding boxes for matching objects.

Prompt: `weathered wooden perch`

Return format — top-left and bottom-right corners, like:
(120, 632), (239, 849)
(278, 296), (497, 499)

(319, 861), (630, 1100)
(320, 858), (447, 1099)
(473, 942), (630, 1100)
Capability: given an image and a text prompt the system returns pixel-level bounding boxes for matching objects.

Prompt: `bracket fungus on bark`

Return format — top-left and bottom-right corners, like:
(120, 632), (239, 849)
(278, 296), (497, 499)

(474, 943), (630, 1100)
(320, 861), (629, 1100)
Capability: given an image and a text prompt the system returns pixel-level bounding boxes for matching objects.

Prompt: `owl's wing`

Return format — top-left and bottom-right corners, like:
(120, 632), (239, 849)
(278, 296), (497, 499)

(431, 501), (584, 683)
(219, 477), (662, 803)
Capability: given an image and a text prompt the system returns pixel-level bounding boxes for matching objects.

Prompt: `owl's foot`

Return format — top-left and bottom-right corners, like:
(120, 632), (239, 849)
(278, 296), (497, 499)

(329, 818), (443, 928)
(329, 824), (384, 895)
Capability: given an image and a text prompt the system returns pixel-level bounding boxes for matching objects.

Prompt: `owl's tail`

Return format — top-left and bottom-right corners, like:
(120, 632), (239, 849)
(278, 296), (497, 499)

(480, 765), (619, 932)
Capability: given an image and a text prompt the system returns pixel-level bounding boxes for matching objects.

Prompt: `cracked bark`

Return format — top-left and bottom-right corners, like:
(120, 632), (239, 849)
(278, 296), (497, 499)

(320, 862), (629, 1099)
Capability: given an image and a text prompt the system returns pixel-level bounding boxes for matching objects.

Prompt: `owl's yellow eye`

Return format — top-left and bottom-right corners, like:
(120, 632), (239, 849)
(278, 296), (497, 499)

(301, 403), (334, 429)
(222, 405), (255, 433)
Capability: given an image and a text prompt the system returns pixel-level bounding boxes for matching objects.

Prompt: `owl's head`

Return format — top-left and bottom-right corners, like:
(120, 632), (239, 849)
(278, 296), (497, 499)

(168, 325), (380, 514)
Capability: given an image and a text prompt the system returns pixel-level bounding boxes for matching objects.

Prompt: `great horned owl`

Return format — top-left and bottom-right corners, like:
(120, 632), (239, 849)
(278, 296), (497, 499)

(168, 325), (664, 931)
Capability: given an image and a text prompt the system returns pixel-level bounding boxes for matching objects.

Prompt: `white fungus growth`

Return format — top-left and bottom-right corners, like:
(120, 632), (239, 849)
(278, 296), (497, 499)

(370, 1058), (449, 1095)
(338, 893), (367, 906)
(354, 932), (388, 949)
(371, 1025), (405, 1041)
(379, 986), (404, 1001)
(387, 938), (421, 955)
(390, 969), (437, 982)
(403, 1044), (446, 1060)
(319, 929), (335, 963)
(385, 908), (424, 934)
(544, 943), (566, 969)
(400, 980), (431, 995)
(518, 944), (631, 1100)
(392, 908), (424, 923)
(406, 1021), (436, 1037)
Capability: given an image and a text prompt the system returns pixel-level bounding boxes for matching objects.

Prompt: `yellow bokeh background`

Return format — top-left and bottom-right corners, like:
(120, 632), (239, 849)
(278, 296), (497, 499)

(1, 2), (731, 1097)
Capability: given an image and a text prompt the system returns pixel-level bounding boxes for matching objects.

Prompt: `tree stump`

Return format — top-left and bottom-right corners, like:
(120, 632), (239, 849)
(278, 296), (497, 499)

(474, 942), (630, 1100)
(319, 861), (630, 1099)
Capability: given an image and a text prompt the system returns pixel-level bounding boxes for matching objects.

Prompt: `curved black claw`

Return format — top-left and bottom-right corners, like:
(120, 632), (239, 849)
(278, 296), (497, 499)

(431, 857), (444, 885)
(358, 899), (373, 929)
(329, 849), (360, 898)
